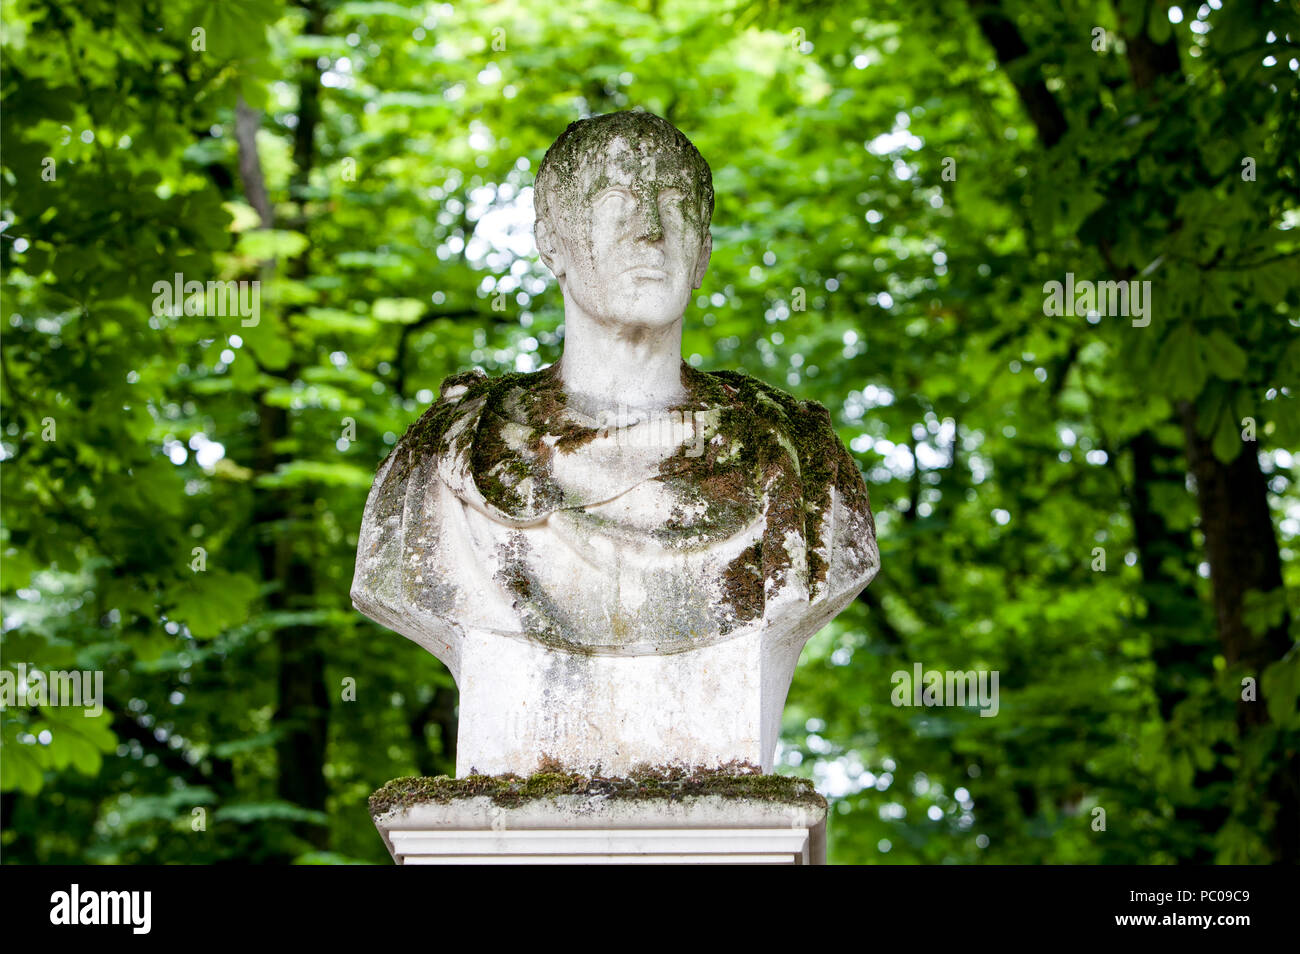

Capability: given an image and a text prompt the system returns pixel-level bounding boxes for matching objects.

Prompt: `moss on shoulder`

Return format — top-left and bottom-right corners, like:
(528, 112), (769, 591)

(369, 762), (826, 815)
(379, 359), (871, 632)
(668, 364), (870, 611)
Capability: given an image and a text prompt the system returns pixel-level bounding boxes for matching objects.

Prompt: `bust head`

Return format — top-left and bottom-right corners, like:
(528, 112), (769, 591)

(534, 111), (714, 329)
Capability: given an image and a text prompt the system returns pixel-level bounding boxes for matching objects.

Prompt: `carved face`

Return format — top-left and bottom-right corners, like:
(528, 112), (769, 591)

(538, 134), (712, 329)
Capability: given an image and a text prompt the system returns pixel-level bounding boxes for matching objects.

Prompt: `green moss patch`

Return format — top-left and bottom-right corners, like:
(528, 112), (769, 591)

(534, 110), (714, 237)
(369, 763), (826, 815)
(378, 358), (872, 637)
(665, 364), (872, 615)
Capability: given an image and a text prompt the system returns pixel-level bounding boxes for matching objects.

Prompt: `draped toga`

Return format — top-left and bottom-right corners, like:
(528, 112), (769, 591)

(351, 362), (878, 670)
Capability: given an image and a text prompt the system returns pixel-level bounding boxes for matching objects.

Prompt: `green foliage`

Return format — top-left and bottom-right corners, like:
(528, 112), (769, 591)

(1, 0), (1296, 864)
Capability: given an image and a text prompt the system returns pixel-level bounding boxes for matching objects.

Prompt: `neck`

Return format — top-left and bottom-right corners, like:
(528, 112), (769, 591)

(556, 294), (686, 419)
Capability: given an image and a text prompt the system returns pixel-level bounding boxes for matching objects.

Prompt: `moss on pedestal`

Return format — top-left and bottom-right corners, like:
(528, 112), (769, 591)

(369, 763), (826, 815)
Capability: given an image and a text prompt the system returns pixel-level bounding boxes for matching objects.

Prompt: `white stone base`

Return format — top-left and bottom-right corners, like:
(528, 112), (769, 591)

(453, 626), (804, 777)
(373, 793), (827, 865)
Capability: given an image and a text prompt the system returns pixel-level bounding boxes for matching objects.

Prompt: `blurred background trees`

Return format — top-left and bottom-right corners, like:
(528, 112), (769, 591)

(1, 0), (1296, 864)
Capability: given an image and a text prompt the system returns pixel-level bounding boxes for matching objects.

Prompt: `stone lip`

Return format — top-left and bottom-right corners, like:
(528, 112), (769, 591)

(369, 764), (827, 818)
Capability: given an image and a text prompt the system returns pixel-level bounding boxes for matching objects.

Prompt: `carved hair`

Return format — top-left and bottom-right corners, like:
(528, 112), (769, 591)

(533, 110), (714, 235)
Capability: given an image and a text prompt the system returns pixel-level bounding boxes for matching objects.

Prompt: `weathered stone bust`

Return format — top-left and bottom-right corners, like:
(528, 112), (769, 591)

(352, 111), (878, 776)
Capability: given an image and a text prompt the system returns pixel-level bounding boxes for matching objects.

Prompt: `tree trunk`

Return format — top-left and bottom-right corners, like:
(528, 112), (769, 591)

(237, 0), (332, 855)
(1178, 402), (1298, 862)
(966, 0), (1298, 863)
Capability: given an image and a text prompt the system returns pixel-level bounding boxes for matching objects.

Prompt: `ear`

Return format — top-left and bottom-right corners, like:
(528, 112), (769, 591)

(691, 228), (712, 290)
(535, 218), (565, 279)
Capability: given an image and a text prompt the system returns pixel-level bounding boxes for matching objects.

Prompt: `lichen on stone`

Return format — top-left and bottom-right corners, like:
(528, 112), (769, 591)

(374, 357), (874, 643)
(493, 530), (583, 652)
(388, 361), (596, 516)
(661, 363), (873, 622)
(369, 762), (826, 815)
(533, 110), (715, 239)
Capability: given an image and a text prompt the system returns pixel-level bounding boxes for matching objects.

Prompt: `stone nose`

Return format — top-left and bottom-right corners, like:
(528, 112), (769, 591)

(634, 194), (664, 243)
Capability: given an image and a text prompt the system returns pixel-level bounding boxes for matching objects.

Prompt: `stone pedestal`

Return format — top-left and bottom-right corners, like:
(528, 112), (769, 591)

(370, 773), (827, 865)
(453, 625), (807, 777)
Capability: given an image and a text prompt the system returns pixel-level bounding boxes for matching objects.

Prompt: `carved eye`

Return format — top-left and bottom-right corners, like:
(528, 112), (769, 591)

(658, 188), (684, 215)
(598, 188), (632, 211)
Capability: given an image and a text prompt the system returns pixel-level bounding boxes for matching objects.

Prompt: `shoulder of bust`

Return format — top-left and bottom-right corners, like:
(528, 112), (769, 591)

(386, 367), (528, 460)
(692, 367), (869, 508)
(692, 368), (839, 448)
(370, 366), (567, 518)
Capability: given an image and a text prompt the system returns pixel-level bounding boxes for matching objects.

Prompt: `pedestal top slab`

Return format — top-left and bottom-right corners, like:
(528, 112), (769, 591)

(370, 769), (828, 865)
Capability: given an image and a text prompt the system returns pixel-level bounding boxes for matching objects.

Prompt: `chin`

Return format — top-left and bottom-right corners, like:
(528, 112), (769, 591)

(607, 306), (682, 328)
(607, 284), (688, 327)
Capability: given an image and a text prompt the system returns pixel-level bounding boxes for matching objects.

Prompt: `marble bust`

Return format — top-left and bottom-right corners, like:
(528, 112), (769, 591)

(352, 111), (879, 776)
